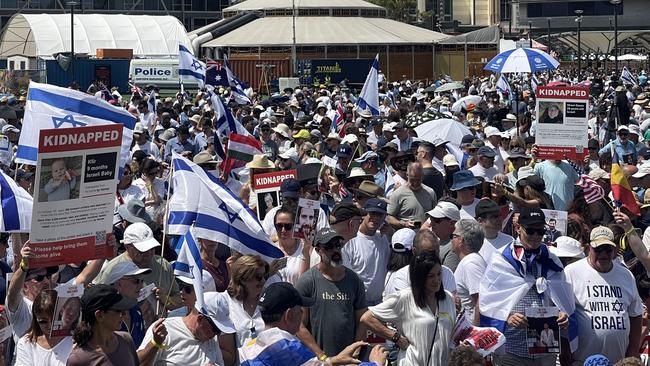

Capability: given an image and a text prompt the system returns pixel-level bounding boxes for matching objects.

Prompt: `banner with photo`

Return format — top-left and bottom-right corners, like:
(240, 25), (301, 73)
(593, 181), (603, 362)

(541, 209), (568, 245)
(29, 124), (121, 267)
(293, 198), (319, 242)
(50, 284), (84, 337)
(253, 170), (297, 221)
(535, 86), (589, 160)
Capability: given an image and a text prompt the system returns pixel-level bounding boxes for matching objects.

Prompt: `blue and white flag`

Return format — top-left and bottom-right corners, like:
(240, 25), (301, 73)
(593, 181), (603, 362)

(222, 55), (251, 105)
(384, 168), (396, 198)
(173, 229), (206, 311)
(16, 81), (135, 168)
(179, 44), (206, 88)
(167, 153), (284, 262)
(496, 74), (513, 101)
(206, 86), (248, 160)
(147, 91), (157, 115)
(621, 66), (638, 86)
(0, 169), (32, 232)
(479, 242), (578, 352)
(356, 54), (380, 116)
(531, 74), (540, 94)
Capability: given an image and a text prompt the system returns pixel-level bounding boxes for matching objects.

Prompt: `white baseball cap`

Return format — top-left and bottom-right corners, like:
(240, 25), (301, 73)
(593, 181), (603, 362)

(632, 163), (650, 178)
(122, 222), (161, 252)
(426, 201), (461, 221)
(177, 269), (217, 293)
(484, 126), (501, 138)
(105, 261), (152, 285)
(391, 228), (416, 253)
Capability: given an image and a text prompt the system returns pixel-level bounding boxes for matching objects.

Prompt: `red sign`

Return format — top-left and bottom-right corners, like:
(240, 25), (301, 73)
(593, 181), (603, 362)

(29, 233), (115, 268)
(253, 169), (297, 190)
(38, 124), (123, 153)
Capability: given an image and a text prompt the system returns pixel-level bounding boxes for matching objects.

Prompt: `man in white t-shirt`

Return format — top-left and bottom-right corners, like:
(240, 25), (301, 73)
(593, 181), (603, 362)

(469, 146), (499, 182)
(564, 226), (644, 363)
(484, 126), (505, 173)
(452, 219), (486, 324)
(450, 170), (480, 220)
(384, 230), (456, 297)
(137, 100), (157, 133)
(343, 198), (391, 306)
(475, 199), (514, 264)
(130, 122), (162, 162)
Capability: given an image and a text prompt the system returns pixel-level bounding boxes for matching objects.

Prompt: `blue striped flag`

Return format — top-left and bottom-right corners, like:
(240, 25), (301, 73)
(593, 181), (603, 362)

(496, 74), (513, 101)
(207, 86), (249, 160)
(173, 229), (206, 311)
(621, 66), (638, 86)
(179, 44), (206, 88)
(0, 169), (32, 232)
(531, 74), (540, 94)
(16, 81), (135, 168)
(167, 152), (284, 262)
(147, 91), (157, 115)
(221, 55), (251, 105)
(356, 54), (380, 116)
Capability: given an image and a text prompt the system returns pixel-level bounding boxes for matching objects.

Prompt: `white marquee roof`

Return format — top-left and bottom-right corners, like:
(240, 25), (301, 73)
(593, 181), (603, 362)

(201, 16), (449, 48)
(224, 0), (383, 12)
(0, 14), (192, 58)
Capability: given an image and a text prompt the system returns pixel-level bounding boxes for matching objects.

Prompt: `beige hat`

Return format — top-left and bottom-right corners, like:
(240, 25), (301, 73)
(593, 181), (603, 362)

(442, 154), (459, 167)
(245, 154), (276, 169)
(273, 123), (291, 139)
(588, 167), (610, 181)
(357, 108), (372, 118)
(325, 132), (342, 142)
(589, 226), (616, 248)
(640, 189), (650, 210)
(346, 167), (373, 180)
(193, 150), (219, 165)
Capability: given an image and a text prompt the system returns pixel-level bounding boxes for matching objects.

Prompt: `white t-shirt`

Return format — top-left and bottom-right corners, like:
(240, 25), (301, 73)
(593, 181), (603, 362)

(139, 316), (224, 366)
(564, 258), (644, 363)
(214, 292), (264, 348)
(343, 231), (391, 305)
(454, 253), (486, 322)
(131, 141), (162, 161)
(7, 297), (33, 338)
(15, 335), (73, 366)
(139, 112), (156, 132)
(469, 164), (498, 182)
(460, 198), (480, 221)
(277, 241), (305, 286)
(384, 264), (456, 299)
(370, 288), (456, 366)
(479, 232), (514, 264)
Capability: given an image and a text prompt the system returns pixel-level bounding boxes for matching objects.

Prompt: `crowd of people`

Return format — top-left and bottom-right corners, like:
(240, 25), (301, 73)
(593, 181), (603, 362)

(1, 64), (650, 366)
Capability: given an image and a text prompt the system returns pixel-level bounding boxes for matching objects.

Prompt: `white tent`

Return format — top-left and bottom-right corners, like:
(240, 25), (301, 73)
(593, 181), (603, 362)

(608, 54), (647, 61)
(0, 14), (192, 59)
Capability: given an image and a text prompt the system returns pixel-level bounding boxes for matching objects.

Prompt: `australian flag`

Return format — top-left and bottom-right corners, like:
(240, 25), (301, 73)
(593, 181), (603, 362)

(206, 59), (229, 89)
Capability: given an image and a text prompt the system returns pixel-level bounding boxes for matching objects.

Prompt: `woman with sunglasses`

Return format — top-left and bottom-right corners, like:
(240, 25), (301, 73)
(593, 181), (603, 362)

(361, 253), (456, 365)
(67, 285), (139, 366)
(131, 159), (165, 220)
(273, 207), (311, 285)
(16, 290), (74, 366)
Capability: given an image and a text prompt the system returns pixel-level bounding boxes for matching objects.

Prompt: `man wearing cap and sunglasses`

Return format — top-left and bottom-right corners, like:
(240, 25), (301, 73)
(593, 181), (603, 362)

(479, 208), (572, 366)
(564, 226), (643, 363)
(295, 228), (368, 360)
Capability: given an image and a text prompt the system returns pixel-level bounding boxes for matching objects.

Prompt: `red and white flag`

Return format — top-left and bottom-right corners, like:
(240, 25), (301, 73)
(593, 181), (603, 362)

(576, 175), (604, 204)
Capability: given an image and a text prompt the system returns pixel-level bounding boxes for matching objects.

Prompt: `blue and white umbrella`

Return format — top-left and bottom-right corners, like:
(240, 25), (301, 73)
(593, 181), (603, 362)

(484, 47), (559, 74)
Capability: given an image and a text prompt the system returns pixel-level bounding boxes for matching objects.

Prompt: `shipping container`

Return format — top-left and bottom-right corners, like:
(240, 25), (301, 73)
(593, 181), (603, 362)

(45, 59), (131, 93)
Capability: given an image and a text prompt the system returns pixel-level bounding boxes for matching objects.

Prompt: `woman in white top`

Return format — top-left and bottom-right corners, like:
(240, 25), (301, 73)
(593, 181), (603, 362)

(361, 253), (456, 366)
(220, 255), (269, 347)
(273, 207), (311, 285)
(15, 290), (74, 366)
(131, 159), (166, 220)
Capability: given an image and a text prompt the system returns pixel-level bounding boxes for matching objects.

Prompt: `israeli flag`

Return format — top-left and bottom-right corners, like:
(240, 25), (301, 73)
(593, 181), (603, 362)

(531, 74), (540, 94)
(0, 169), (32, 232)
(356, 54), (380, 116)
(179, 44), (206, 88)
(384, 168), (396, 198)
(167, 153), (284, 263)
(173, 229), (206, 311)
(496, 74), (513, 101)
(147, 91), (157, 115)
(207, 86), (247, 160)
(621, 66), (638, 86)
(16, 81), (135, 168)
(223, 55), (251, 105)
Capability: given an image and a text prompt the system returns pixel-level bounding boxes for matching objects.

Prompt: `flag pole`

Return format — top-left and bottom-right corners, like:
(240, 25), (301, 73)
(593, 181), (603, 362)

(155, 154), (176, 316)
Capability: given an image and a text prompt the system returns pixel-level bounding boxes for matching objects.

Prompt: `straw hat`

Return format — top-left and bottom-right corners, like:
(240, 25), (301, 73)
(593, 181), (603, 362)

(245, 154), (276, 169)
(273, 124), (291, 139)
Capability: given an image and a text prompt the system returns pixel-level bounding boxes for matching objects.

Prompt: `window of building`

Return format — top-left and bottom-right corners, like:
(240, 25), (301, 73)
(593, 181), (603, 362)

(527, 1), (622, 18)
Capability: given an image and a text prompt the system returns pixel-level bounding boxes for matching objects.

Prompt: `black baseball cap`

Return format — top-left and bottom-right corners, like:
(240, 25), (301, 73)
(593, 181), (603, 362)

(258, 282), (314, 316)
(475, 199), (499, 218)
(364, 198), (388, 214)
(81, 284), (137, 320)
(329, 203), (367, 224)
(280, 178), (300, 199)
(518, 207), (546, 227)
(314, 228), (344, 246)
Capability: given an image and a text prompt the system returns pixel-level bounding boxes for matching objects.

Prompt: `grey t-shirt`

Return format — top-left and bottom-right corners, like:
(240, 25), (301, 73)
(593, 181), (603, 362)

(295, 267), (367, 356)
(439, 240), (460, 273)
(387, 185), (438, 224)
(66, 331), (138, 366)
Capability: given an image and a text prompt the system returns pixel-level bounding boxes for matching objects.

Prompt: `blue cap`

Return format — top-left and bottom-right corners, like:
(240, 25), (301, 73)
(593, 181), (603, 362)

(477, 146), (496, 158)
(280, 178), (300, 198)
(364, 198), (387, 214)
(450, 170), (480, 191)
(337, 143), (353, 158)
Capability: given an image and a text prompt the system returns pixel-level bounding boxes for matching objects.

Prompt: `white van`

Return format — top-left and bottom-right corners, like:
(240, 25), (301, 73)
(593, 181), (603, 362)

(129, 59), (199, 91)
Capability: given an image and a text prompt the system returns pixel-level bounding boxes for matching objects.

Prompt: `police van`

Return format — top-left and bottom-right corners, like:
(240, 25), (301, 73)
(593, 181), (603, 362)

(129, 59), (199, 95)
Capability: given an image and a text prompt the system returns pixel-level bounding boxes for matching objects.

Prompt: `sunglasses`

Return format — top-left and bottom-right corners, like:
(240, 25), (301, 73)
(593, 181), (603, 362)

(28, 274), (51, 282)
(261, 128), (271, 132)
(431, 217), (451, 224)
(320, 240), (344, 251)
(594, 245), (615, 254)
(275, 223), (294, 232)
(523, 227), (546, 236)
(251, 272), (268, 282)
(619, 132), (629, 136)
(181, 284), (194, 294)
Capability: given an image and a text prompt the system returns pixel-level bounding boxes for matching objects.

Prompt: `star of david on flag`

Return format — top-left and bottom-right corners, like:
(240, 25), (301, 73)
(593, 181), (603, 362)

(179, 44), (206, 88)
(52, 114), (87, 128)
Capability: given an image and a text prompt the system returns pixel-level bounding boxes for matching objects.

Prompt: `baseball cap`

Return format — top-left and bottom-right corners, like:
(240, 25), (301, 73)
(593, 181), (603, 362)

(279, 147), (299, 163)
(258, 282), (314, 316)
(293, 129), (310, 139)
(364, 198), (388, 214)
(105, 261), (151, 285)
(391, 228), (416, 253)
(632, 163), (650, 178)
(81, 284), (137, 320)
(337, 143), (353, 159)
(617, 125), (629, 133)
(202, 292), (237, 333)
(549, 236), (585, 259)
(484, 126), (501, 138)
(280, 178), (300, 199)
(477, 146), (496, 158)
(122, 222), (161, 252)
(518, 207), (546, 227)
(329, 203), (367, 224)
(426, 201), (461, 221)
(355, 151), (378, 164)
(314, 228), (344, 246)
(590, 226), (616, 248)
(133, 122), (145, 134)
(177, 269), (217, 293)
(475, 199), (499, 218)
(442, 154), (459, 167)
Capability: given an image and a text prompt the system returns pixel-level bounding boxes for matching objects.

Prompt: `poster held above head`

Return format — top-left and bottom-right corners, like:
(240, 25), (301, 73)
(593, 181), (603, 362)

(28, 124), (121, 268)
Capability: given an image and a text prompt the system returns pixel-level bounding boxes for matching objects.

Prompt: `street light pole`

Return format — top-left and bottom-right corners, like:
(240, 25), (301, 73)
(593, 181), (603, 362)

(575, 9), (583, 80)
(547, 18), (551, 55)
(291, 0), (297, 76)
(528, 21), (532, 48)
(68, 1), (77, 84)
(610, 0), (621, 76)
